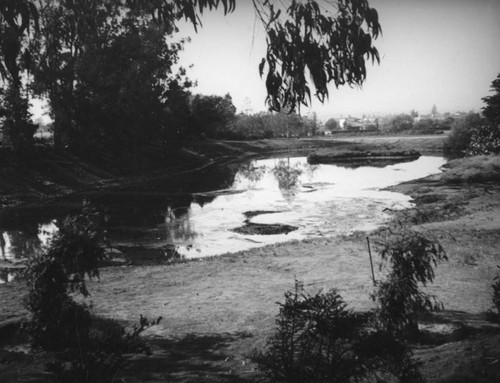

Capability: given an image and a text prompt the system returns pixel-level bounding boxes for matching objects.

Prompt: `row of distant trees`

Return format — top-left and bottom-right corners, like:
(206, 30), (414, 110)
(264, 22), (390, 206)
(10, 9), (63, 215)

(379, 114), (454, 134)
(145, 91), (321, 141)
(30, 91), (323, 141)
(222, 111), (320, 140)
(322, 112), (492, 139)
(322, 112), (455, 135)
(33, 99), (489, 143)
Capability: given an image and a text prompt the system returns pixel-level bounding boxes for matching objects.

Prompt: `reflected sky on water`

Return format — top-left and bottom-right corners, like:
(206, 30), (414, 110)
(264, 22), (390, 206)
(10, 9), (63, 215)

(168, 155), (446, 258)
(0, 156), (446, 271)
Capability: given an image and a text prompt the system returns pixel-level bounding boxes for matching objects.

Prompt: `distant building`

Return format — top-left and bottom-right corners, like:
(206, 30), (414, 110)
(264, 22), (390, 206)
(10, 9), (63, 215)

(343, 116), (378, 132)
(344, 117), (363, 131)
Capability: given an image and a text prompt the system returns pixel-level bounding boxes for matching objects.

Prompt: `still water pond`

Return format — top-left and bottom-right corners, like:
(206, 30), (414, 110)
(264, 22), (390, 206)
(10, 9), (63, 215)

(0, 155), (445, 272)
(163, 155), (446, 257)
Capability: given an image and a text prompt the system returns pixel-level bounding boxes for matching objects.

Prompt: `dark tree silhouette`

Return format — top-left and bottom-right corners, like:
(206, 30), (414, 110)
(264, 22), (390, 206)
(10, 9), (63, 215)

(0, 0), (39, 152)
(190, 93), (236, 138)
(482, 73), (500, 126)
(325, 118), (340, 131)
(1, 0), (381, 154)
(0, 0), (38, 85)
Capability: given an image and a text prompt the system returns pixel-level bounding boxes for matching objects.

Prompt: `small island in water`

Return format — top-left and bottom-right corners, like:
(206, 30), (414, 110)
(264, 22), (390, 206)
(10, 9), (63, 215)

(307, 149), (421, 167)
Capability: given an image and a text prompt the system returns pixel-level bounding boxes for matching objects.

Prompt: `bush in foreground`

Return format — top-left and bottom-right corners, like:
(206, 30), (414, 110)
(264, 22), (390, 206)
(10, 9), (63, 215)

(371, 226), (448, 338)
(253, 280), (419, 383)
(23, 202), (104, 349)
(23, 203), (162, 382)
(255, 224), (452, 382)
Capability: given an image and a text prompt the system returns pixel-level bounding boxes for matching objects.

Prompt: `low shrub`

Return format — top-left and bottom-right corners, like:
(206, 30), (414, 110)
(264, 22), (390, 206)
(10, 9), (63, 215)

(444, 113), (484, 155)
(23, 202), (104, 350)
(22, 202), (163, 382)
(253, 280), (419, 383)
(371, 225), (447, 338)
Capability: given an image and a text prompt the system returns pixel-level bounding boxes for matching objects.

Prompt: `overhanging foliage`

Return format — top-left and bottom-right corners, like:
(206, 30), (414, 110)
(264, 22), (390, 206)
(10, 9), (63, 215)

(1, 0), (381, 153)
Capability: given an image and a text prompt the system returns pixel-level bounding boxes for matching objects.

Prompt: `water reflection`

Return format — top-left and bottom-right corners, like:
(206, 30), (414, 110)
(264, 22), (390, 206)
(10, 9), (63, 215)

(0, 269), (16, 283)
(236, 162), (266, 184)
(0, 221), (57, 283)
(0, 156), (447, 267)
(165, 207), (197, 242)
(1, 221), (56, 261)
(271, 158), (302, 203)
(167, 155), (446, 258)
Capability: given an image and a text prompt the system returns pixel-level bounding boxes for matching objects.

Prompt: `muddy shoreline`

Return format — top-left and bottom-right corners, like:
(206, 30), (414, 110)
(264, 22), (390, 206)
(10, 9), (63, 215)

(3, 135), (500, 382)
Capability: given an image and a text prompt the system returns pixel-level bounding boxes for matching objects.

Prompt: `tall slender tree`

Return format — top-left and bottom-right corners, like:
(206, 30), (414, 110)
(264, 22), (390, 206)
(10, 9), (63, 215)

(0, 0), (39, 152)
(0, 0), (38, 85)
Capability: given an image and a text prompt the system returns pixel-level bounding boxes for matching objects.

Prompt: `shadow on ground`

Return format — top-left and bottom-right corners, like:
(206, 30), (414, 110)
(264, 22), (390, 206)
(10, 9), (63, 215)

(415, 311), (500, 383)
(119, 332), (265, 383)
(417, 310), (500, 345)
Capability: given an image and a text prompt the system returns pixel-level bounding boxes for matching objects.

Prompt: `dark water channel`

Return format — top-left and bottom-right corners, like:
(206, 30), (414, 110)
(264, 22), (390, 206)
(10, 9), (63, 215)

(0, 155), (446, 282)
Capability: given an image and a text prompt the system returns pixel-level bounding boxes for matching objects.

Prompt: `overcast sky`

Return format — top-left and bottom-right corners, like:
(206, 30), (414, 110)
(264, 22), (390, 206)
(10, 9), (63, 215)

(176, 0), (500, 120)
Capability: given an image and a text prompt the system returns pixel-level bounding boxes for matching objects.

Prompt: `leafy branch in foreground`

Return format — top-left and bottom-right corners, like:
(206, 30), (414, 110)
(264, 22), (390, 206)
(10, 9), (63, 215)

(255, 0), (381, 112)
(105, 0), (382, 113)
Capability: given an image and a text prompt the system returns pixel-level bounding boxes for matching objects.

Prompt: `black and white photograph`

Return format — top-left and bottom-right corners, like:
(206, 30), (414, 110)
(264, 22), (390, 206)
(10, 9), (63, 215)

(1, 0), (500, 381)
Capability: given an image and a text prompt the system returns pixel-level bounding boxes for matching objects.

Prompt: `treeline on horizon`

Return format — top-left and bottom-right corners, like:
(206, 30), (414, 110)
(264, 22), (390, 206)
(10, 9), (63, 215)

(31, 93), (466, 141)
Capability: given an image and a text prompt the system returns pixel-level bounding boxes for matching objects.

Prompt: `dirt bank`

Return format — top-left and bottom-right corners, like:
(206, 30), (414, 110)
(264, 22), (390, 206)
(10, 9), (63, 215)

(4, 134), (500, 382)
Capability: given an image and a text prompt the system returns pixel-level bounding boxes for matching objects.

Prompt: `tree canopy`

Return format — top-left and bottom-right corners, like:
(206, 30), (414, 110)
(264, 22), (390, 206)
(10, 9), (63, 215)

(0, 0), (382, 157)
(325, 118), (340, 131)
(190, 93), (236, 138)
